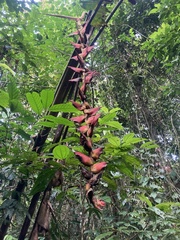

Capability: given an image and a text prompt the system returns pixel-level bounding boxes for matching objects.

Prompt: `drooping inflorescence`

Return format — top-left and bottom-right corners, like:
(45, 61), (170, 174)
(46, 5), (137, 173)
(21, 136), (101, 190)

(69, 18), (107, 210)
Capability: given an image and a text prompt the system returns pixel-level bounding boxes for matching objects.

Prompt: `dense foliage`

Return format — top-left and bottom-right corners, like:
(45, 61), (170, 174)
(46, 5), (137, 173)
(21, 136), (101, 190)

(0, 0), (179, 239)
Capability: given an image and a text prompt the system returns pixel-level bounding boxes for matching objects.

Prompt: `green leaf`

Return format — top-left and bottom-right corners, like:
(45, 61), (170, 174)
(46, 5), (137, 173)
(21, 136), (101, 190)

(105, 121), (123, 130)
(36, 121), (56, 128)
(16, 128), (31, 140)
(40, 89), (54, 111)
(61, 137), (79, 143)
(0, 90), (9, 107)
(94, 232), (113, 240)
(4, 234), (17, 240)
(49, 102), (80, 113)
(123, 155), (141, 167)
(53, 145), (70, 159)
(99, 112), (116, 125)
(103, 176), (117, 190)
(9, 99), (24, 113)
(26, 92), (43, 114)
(108, 136), (120, 147)
(7, 79), (19, 100)
(140, 141), (159, 149)
(44, 115), (75, 127)
(138, 194), (152, 207)
(122, 133), (144, 145)
(148, 3), (160, 15)
(116, 163), (133, 178)
(101, 106), (108, 113)
(0, 63), (15, 76)
(109, 107), (121, 113)
(155, 202), (180, 212)
(30, 168), (56, 195)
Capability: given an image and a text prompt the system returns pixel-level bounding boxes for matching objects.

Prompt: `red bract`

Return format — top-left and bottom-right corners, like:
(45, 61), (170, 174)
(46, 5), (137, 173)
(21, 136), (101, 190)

(85, 114), (100, 126)
(72, 46), (94, 61)
(87, 125), (94, 137)
(80, 166), (93, 180)
(92, 197), (106, 210)
(91, 147), (103, 160)
(70, 100), (83, 111)
(79, 88), (86, 101)
(72, 53), (85, 66)
(82, 101), (90, 110)
(70, 42), (83, 49)
(69, 77), (82, 82)
(84, 45), (94, 53)
(84, 71), (99, 84)
(85, 183), (91, 192)
(80, 83), (86, 94)
(90, 162), (107, 173)
(84, 107), (100, 115)
(80, 134), (93, 152)
(68, 66), (85, 73)
(68, 19), (107, 210)
(70, 115), (86, 124)
(75, 152), (94, 166)
(69, 22), (88, 41)
(78, 125), (89, 134)
(79, 22), (88, 36)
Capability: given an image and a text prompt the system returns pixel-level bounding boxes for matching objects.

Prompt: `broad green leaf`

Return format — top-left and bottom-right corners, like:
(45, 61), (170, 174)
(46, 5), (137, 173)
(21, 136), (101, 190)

(122, 133), (144, 145)
(108, 136), (120, 147)
(49, 102), (80, 113)
(61, 137), (79, 143)
(40, 89), (54, 110)
(116, 163), (133, 178)
(53, 145), (70, 159)
(92, 134), (101, 142)
(0, 90), (9, 107)
(16, 128), (31, 140)
(109, 107), (121, 113)
(30, 168), (56, 195)
(155, 202), (180, 212)
(94, 232), (113, 240)
(101, 106), (108, 113)
(9, 99), (24, 113)
(0, 63), (15, 76)
(44, 115), (74, 127)
(4, 235), (17, 240)
(148, 8), (159, 15)
(105, 121), (123, 130)
(123, 155), (141, 167)
(103, 176), (117, 190)
(123, 133), (134, 142)
(7, 79), (19, 100)
(86, 207), (101, 219)
(26, 92), (43, 114)
(138, 194), (152, 207)
(140, 141), (159, 149)
(99, 112), (116, 125)
(101, 196), (111, 203)
(36, 121), (56, 128)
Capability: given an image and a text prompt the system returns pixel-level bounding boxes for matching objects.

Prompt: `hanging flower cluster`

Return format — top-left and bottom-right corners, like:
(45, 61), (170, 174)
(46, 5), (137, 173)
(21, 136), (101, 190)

(69, 21), (107, 210)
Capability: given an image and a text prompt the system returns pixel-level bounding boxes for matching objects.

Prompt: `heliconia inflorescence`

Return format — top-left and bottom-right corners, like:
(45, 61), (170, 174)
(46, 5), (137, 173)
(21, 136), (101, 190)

(69, 19), (107, 210)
